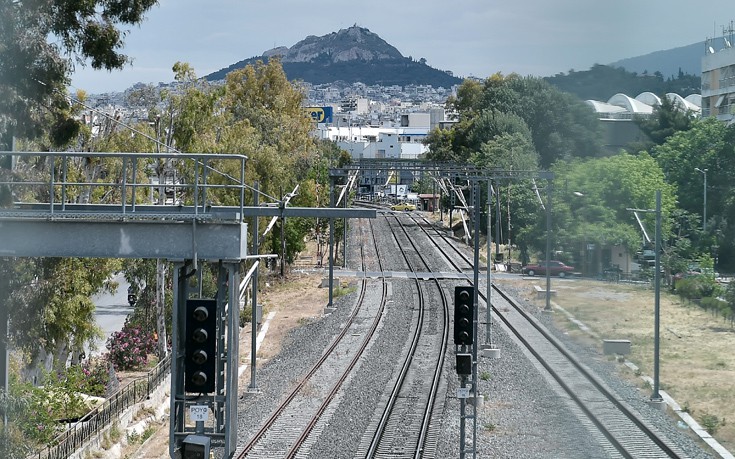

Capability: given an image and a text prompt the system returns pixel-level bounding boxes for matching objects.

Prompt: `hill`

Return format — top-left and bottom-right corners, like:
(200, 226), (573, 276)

(205, 25), (462, 88)
(544, 64), (701, 102)
(609, 36), (729, 78)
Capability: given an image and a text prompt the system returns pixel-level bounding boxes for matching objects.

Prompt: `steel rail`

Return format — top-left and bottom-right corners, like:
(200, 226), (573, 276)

(365, 212), (449, 458)
(234, 219), (387, 458)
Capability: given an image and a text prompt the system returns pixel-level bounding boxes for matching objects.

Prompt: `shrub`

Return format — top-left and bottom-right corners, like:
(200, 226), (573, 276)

(106, 322), (157, 371)
(9, 366), (92, 446)
(78, 359), (112, 397)
(0, 422), (32, 458)
(675, 275), (720, 301)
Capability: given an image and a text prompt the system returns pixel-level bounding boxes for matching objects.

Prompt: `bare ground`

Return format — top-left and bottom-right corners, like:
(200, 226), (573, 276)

(519, 277), (735, 453)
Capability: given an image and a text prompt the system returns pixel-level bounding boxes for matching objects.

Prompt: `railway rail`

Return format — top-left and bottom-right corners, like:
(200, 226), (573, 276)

(357, 213), (449, 458)
(234, 219), (387, 458)
(232, 205), (694, 458)
(411, 212), (690, 458)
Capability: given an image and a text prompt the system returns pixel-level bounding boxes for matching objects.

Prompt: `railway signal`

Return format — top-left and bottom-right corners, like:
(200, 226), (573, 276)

(454, 285), (475, 345)
(185, 299), (217, 394)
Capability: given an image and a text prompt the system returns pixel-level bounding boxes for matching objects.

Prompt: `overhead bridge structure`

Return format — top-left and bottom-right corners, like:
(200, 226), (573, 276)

(0, 151), (375, 458)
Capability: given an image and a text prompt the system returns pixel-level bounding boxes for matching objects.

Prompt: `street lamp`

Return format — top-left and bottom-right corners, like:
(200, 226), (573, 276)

(627, 191), (663, 405)
(695, 167), (707, 231)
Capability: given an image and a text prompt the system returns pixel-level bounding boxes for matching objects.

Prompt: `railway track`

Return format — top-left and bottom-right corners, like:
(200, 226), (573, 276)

(234, 219), (387, 458)
(233, 206), (691, 458)
(356, 213), (449, 458)
(410, 211), (690, 458)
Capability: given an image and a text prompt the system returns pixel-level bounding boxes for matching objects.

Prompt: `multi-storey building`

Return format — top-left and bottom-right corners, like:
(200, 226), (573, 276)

(701, 36), (735, 122)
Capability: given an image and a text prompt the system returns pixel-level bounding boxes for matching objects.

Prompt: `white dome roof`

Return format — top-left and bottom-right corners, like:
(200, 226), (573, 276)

(607, 93), (654, 114)
(636, 92), (662, 106)
(665, 93), (701, 113)
(585, 100), (627, 113)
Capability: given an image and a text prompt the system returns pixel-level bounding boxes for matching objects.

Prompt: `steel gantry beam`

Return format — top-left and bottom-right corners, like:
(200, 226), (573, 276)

(0, 151), (376, 459)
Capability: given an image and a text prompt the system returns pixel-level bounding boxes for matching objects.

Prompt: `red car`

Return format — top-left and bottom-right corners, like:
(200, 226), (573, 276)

(522, 260), (575, 277)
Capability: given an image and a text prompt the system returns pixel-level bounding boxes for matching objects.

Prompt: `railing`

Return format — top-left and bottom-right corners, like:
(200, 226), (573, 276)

(0, 151), (248, 219)
(34, 354), (171, 459)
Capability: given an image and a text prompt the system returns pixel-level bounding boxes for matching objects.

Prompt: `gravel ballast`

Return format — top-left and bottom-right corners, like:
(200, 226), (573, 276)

(234, 216), (720, 458)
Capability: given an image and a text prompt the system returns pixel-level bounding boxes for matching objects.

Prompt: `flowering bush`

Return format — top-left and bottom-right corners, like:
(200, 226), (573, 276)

(78, 359), (111, 397)
(106, 322), (157, 371)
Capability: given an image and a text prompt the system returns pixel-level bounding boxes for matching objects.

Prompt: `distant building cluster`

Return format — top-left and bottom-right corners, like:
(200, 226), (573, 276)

(303, 81), (457, 163)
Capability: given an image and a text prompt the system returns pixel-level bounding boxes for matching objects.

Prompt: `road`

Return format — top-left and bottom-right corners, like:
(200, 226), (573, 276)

(88, 272), (134, 356)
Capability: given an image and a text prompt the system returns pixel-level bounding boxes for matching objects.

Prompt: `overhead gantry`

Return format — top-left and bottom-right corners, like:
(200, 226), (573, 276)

(0, 151), (374, 458)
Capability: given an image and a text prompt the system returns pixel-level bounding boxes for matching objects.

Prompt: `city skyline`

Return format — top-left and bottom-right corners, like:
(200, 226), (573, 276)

(70, 0), (735, 93)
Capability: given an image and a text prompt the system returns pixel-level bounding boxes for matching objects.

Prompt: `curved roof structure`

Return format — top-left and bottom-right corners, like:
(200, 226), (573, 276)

(586, 92), (701, 118)
(667, 93), (701, 113)
(636, 92), (661, 106)
(584, 100), (627, 114)
(685, 94), (702, 106)
(607, 93), (654, 114)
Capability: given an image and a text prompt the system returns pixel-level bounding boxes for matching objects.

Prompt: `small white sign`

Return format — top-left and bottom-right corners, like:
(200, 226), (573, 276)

(190, 405), (209, 422)
(457, 387), (470, 399)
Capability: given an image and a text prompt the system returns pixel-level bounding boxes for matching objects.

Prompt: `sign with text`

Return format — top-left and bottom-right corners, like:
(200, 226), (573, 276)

(457, 387), (470, 399)
(306, 106), (333, 123)
(189, 405), (209, 422)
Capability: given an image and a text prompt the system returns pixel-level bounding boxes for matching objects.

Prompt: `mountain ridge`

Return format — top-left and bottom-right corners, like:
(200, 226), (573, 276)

(206, 25), (713, 89)
(608, 37), (729, 78)
(205, 25), (462, 88)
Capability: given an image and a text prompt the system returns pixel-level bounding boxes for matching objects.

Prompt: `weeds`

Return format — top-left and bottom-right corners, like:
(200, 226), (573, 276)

(334, 284), (357, 297)
(699, 412), (721, 434)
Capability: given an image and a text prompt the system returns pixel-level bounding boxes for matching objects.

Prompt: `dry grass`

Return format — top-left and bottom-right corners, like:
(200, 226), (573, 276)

(519, 278), (735, 451)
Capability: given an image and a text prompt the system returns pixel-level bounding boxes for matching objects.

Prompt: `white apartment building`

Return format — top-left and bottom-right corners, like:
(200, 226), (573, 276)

(702, 36), (735, 122)
(317, 126), (429, 160)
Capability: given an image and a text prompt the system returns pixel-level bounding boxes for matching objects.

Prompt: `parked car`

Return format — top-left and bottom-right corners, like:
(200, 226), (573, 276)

(390, 202), (416, 211)
(522, 260), (575, 277)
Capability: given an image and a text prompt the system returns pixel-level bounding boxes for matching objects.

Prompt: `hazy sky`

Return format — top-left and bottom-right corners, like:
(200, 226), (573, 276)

(70, 0), (735, 94)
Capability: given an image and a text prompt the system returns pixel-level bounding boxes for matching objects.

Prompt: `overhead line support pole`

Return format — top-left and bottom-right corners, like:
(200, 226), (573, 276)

(248, 182), (260, 392)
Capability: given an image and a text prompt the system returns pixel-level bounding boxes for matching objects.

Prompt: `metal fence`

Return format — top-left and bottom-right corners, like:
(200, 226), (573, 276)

(34, 354), (171, 459)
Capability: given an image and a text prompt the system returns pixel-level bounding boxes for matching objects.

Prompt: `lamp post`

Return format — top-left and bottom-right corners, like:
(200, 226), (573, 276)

(652, 190), (662, 403)
(626, 191), (663, 405)
(695, 167), (707, 231)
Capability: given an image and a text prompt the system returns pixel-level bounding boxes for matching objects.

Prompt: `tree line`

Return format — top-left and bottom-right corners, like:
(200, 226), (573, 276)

(1, 1), (348, 450)
(424, 71), (735, 319)
(544, 64), (701, 101)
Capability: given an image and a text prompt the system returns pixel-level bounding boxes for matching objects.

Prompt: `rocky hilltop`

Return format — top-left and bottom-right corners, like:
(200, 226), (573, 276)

(206, 25), (462, 88)
(269, 25), (404, 63)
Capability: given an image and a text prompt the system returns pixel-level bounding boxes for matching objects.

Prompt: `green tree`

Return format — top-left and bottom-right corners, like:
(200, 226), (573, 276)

(505, 76), (603, 167)
(542, 153), (676, 270)
(426, 74), (602, 167)
(470, 131), (539, 172)
(649, 117), (735, 269)
(7, 257), (120, 375)
(0, 0), (157, 144)
(634, 95), (695, 149)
